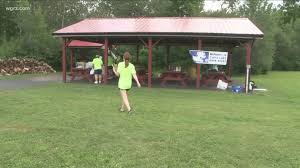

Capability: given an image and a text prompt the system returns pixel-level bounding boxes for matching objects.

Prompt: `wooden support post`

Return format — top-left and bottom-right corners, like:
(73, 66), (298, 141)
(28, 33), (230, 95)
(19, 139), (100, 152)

(148, 37), (152, 88)
(245, 41), (252, 94)
(62, 38), (67, 83)
(166, 45), (170, 68)
(104, 37), (108, 84)
(196, 39), (202, 89)
(136, 45), (139, 63)
(70, 48), (74, 73)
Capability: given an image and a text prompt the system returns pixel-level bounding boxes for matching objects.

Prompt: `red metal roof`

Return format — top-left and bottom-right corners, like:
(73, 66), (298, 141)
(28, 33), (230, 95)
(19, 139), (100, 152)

(53, 17), (263, 39)
(67, 40), (103, 48)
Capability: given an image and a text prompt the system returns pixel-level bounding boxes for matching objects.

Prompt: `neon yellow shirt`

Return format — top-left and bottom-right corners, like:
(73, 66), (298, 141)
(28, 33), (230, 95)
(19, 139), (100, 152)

(92, 57), (103, 70)
(117, 62), (136, 89)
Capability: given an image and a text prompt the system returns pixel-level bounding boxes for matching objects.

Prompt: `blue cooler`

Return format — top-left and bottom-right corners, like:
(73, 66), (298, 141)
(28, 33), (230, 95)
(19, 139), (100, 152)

(232, 85), (243, 93)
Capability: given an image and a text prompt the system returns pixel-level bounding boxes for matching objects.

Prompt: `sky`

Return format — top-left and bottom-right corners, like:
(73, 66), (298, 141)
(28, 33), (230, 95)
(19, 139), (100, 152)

(204, 0), (283, 11)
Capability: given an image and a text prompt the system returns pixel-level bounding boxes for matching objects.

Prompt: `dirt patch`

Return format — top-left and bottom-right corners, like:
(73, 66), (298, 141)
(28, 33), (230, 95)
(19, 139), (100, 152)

(0, 124), (32, 133)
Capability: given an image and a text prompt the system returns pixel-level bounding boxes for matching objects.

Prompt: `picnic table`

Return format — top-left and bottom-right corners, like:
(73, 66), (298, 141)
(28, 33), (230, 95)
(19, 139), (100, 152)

(70, 68), (92, 82)
(201, 71), (232, 86)
(160, 71), (188, 87)
(136, 69), (147, 85)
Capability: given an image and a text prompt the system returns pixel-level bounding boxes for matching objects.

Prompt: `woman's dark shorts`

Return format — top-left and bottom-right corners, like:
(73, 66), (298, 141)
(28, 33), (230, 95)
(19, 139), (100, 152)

(94, 69), (102, 75)
(119, 88), (130, 91)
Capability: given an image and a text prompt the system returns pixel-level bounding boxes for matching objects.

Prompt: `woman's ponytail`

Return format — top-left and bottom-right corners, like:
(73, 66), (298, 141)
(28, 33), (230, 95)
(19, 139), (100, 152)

(123, 51), (130, 68)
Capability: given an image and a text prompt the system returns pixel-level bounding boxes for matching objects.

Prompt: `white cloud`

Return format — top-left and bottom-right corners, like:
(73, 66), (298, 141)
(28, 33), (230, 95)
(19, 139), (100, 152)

(204, 0), (283, 11)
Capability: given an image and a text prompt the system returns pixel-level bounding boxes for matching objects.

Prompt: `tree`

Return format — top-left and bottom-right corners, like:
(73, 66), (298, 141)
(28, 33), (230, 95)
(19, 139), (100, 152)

(289, 19), (300, 70)
(0, 0), (21, 43)
(280, 0), (300, 25)
(104, 0), (152, 17)
(272, 24), (294, 70)
(167, 0), (204, 16)
(236, 0), (276, 73)
(30, 0), (90, 30)
(219, 0), (240, 13)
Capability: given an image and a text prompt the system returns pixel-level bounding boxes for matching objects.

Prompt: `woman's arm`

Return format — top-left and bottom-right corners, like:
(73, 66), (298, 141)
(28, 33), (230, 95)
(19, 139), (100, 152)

(133, 73), (141, 88)
(112, 65), (119, 77)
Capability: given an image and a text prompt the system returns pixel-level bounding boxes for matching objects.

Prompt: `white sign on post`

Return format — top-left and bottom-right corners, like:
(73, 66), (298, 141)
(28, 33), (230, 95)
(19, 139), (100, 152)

(189, 50), (228, 65)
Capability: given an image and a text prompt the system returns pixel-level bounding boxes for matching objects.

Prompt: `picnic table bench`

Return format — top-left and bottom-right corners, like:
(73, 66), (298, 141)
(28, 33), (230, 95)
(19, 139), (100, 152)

(160, 71), (188, 87)
(136, 69), (147, 85)
(70, 68), (92, 82)
(201, 71), (232, 86)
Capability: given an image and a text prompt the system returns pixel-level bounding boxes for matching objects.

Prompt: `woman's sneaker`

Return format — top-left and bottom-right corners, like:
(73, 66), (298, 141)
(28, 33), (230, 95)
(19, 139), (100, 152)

(128, 108), (135, 115)
(94, 81), (98, 84)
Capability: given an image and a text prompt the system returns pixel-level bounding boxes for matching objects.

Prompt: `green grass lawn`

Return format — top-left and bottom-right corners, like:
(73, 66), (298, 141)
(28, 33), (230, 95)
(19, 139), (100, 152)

(0, 72), (299, 168)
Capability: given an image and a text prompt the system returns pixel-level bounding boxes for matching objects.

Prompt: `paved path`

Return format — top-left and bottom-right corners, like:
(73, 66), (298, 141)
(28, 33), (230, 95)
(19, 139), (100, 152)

(0, 73), (64, 90)
(0, 80), (48, 90)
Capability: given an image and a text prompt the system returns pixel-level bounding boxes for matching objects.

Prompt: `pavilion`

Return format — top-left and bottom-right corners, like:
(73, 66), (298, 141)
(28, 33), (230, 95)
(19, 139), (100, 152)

(66, 40), (103, 81)
(53, 17), (264, 93)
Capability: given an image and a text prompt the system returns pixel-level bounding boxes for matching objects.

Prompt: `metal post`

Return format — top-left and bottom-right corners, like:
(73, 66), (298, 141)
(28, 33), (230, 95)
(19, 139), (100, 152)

(245, 41), (252, 93)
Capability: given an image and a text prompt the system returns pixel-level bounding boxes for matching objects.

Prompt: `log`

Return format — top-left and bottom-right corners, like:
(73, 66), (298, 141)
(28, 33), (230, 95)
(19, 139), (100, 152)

(0, 57), (56, 75)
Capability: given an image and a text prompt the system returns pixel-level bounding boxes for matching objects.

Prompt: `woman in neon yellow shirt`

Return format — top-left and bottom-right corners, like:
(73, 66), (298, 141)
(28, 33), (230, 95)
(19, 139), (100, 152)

(113, 52), (141, 114)
(92, 55), (103, 84)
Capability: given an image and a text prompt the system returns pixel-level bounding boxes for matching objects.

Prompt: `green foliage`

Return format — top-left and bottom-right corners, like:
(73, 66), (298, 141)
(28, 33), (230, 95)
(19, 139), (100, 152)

(103, 0), (152, 17)
(220, 0), (240, 13)
(280, 0), (300, 25)
(231, 0), (276, 74)
(251, 14), (276, 74)
(137, 46), (195, 73)
(0, 0), (60, 68)
(291, 19), (300, 70)
(273, 24), (294, 70)
(167, 0), (204, 16)
(31, 0), (90, 30)
(200, 9), (238, 17)
(0, 0), (300, 73)
(273, 9), (300, 71)
(0, 0), (20, 43)
(0, 39), (21, 58)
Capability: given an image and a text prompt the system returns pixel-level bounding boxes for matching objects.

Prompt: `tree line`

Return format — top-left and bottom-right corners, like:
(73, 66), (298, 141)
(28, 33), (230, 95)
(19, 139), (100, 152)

(0, 0), (299, 73)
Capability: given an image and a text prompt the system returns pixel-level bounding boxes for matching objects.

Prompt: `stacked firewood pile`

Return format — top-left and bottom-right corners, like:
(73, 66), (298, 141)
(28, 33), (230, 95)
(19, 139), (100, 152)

(0, 58), (56, 75)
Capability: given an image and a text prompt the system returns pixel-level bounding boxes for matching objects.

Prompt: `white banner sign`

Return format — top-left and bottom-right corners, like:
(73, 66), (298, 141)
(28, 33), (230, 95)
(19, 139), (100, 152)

(189, 50), (228, 65)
